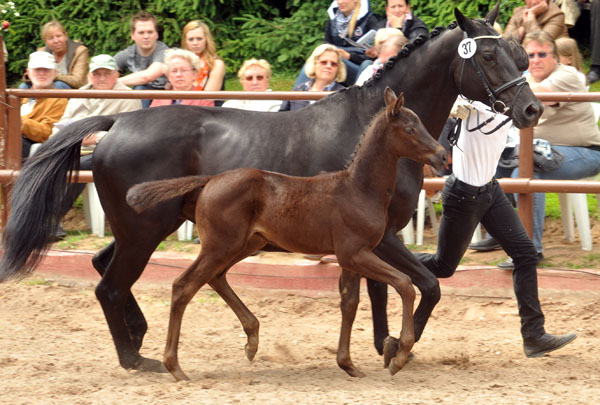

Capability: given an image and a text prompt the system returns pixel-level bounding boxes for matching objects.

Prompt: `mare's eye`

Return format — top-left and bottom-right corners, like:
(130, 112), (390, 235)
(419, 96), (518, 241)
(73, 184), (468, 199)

(482, 53), (494, 62)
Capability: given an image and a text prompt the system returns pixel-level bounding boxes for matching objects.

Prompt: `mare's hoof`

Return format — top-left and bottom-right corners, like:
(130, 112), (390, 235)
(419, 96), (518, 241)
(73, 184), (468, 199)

(383, 336), (399, 368)
(133, 356), (168, 373)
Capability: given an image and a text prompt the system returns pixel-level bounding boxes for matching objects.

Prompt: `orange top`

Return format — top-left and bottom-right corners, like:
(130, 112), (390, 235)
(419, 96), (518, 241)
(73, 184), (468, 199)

(193, 56), (211, 91)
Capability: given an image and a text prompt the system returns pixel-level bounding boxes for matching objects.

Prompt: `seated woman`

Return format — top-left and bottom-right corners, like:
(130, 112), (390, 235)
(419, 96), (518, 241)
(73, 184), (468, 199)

(355, 28), (407, 85)
(181, 20), (226, 104)
(150, 49), (214, 107)
(556, 37), (586, 87)
(279, 44), (346, 111)
(21, 20), (89, 89)
(222, 59), (282, 112)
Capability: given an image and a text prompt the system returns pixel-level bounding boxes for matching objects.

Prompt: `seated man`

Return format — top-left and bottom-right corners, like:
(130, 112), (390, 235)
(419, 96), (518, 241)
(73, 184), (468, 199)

(474, 31), (600, 268)
(503, 0), (568, 43)
(374, 0), (428, 41)
(114, 11), (169, 108)
(20, 51), (68, 158)
(53, 54), (142, 224)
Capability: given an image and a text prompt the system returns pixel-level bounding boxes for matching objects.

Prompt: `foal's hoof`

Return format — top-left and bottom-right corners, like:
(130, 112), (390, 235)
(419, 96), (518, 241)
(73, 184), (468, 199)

(388, 355), (408, 376)
(133, 356), (168, 373)
(245, 342), (258, 362)
(383, 336), (399, 368)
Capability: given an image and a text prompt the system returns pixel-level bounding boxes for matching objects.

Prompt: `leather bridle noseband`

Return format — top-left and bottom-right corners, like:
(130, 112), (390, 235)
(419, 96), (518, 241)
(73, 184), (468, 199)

(459, 32), (527, 134)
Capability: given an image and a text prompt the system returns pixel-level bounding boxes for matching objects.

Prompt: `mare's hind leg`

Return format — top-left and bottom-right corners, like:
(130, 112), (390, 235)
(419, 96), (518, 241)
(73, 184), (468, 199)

(208, 235), (267, 362)
(339, 247), (416, 376)
(95, 240), (166, 373)
(336, 269), (365, 377)
(92, 242), (147, 351)
(164, 242), (248, 381)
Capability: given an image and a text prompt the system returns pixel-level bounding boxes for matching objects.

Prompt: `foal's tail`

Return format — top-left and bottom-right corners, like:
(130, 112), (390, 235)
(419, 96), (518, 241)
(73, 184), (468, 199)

(126, 175), (212, 213)
(0, 115), (116, 282)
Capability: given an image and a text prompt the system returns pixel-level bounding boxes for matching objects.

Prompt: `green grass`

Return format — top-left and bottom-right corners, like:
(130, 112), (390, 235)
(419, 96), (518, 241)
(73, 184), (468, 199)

(225, 72), (297, 92)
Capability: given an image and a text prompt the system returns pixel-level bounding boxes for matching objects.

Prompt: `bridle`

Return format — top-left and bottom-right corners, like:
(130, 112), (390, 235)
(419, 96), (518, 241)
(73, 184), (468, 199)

(458, 32), (527, 134)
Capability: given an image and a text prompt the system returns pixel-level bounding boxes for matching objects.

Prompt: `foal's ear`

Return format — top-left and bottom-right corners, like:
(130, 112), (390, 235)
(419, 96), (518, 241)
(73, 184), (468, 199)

(393, 92), (405, 116)
(454, 8), (476, 35)
(384, 86), (397, 108)
(485, 1), (500, 26)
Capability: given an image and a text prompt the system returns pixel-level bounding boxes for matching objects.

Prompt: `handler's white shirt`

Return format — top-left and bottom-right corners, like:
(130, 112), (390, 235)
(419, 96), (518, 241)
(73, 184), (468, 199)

(452, 100), (511, 187)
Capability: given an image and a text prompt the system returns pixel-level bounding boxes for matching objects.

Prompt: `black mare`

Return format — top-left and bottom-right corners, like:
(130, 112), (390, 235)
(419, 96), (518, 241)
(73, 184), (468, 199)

(1, 4), (542, 372)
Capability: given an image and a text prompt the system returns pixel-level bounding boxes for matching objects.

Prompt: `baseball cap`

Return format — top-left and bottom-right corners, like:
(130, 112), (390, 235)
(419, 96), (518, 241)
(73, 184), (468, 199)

(89, 54), (117, 72)
(27, 51), (57, 69)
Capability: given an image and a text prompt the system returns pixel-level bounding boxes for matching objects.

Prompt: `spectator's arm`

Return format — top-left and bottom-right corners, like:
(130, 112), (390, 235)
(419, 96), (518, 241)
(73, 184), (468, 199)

(118, 61), (165, 87)
(204, 59), (226, 92)
(56, 46), (89, 88)
(22, 99), (68, 143)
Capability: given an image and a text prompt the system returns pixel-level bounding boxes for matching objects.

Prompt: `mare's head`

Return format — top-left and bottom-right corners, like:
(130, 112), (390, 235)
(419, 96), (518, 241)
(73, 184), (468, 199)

(452, 2), (543, 128)
(383, 87), (447, 170)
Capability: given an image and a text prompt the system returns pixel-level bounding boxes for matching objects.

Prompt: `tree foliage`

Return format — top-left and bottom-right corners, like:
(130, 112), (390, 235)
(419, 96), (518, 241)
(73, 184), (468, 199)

(2, 0), (524, 86)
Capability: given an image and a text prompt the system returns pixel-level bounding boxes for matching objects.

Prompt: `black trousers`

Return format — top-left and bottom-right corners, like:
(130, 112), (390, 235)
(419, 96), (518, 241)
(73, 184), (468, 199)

(415, 174), (545, 339)
(591, 0), (600, 67)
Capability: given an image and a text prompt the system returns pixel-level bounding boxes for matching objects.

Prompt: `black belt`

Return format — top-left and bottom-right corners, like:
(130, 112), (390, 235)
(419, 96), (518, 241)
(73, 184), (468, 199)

(586, 145), (600, 152)
(447, 174), (496, 194)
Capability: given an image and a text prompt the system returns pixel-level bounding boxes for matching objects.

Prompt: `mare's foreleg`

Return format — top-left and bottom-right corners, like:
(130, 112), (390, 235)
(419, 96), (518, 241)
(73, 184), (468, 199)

(366, 278), (388, 355)
(92, 242), (148, 351)
(339, 247), (416, 376)
(336, 269), (365, 377)
(371, 231), (441, 350)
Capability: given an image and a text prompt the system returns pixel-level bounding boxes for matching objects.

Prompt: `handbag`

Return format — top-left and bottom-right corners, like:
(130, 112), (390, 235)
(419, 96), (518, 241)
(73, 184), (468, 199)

(499, 139), (565, 172)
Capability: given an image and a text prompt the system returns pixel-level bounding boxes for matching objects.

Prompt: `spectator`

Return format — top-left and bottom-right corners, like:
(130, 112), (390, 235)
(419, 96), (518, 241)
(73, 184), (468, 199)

(222, 59), (282, 112)
(374, 0), (428, 41)
(355, 28), (408, 85)
(51, 54), (142, 239)
(181, 20), (226, 93)
(21, 20), (89, 89)
(555, 36), (586, 86)
(150, 49), (214, 107)
(503, 0), (569, 43)
(20, 51), (68, 158)
(485, 31), (600, 268)
(114, 11), (169, 108)
(279, 44), (346, 111)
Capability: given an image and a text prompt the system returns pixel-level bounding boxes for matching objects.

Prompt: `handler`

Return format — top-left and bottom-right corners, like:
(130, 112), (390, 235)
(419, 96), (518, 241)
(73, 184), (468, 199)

(414, 97), (576, 358)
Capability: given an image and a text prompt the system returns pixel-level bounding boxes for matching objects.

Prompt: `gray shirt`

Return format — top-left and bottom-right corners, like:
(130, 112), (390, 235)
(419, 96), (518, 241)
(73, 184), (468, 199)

(114, 41), (169, 89)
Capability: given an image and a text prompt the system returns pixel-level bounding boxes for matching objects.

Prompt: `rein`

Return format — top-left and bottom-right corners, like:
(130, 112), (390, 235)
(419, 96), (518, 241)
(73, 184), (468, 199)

(459, 32), (526, 135)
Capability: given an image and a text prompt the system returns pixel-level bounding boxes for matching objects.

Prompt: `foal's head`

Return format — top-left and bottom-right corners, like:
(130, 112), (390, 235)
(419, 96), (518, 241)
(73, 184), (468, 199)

(383, 87), (447, 170)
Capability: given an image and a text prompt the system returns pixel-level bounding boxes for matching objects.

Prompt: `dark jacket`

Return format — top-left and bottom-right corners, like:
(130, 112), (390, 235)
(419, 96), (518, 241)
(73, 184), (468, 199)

(279, 80), (345, 111)
(374, 14), (429, 41)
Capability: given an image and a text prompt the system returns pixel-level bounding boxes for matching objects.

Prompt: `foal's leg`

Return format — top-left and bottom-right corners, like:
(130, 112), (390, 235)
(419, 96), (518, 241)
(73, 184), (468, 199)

(208, 235), (267, 362)
(336, 269), (365, 377)
(339, 248), (416, 376)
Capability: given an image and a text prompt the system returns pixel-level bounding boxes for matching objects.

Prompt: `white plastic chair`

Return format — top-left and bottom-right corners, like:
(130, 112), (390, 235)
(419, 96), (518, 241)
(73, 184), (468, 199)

(176, 220), (194, 241)
(400, 189), (438, 245)
(558, 175), (596, 251)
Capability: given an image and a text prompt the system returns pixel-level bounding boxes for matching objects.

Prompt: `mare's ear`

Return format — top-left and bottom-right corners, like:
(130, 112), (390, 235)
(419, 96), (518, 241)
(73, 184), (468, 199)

(384, 86), (397, 108)
(393, 92), (404, 115)
(454, 8), (476, 35)
(485, 1), (500, 26)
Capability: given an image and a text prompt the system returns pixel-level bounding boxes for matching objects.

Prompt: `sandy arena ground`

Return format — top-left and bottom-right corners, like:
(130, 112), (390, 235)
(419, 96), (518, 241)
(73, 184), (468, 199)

(1, 271), (598, 405)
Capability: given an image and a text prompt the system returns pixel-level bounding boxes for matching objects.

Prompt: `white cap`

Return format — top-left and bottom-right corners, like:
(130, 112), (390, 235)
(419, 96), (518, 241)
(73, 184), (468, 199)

(27, 51), (57, 69)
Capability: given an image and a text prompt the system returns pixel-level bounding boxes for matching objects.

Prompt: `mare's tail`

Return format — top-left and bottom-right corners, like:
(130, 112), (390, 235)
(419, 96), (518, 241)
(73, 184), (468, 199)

(0, 115), (116, 281)
(126, 175), (212, 213)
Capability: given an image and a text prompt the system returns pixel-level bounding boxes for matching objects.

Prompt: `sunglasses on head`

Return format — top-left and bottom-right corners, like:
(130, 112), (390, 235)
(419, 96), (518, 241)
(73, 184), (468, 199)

(244, 75), (265, 81)
(317, 60), (339, 67)
(527, 52), (548, 59)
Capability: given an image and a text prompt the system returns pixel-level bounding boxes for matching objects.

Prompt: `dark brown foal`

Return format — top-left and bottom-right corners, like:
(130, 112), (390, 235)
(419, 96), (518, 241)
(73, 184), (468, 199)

(126, 88), (447, 381)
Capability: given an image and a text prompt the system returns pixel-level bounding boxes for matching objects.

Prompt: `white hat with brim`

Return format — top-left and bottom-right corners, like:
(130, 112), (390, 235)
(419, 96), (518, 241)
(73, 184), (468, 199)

(27, 51), (57, 69)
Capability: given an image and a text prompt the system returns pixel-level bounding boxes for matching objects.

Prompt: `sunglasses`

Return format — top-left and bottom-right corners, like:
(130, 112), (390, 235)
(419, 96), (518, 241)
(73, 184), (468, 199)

(527, 52), (548, 59)
(317, 60), (339, 68)
(244, 75), (265, 81)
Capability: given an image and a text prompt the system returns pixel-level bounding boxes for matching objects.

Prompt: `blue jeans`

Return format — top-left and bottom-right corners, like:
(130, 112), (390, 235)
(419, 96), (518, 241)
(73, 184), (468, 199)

(511, 146), (600, 253)
(415, 174), (545, 338)
(133, 85), (154, 108)
(19, 80), (71, 89)
(293, 59), (360, 87)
